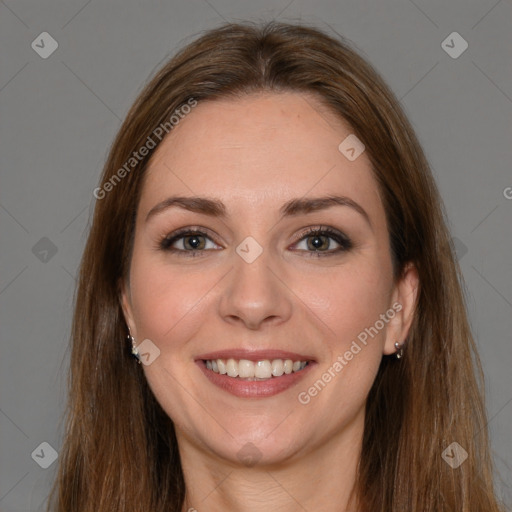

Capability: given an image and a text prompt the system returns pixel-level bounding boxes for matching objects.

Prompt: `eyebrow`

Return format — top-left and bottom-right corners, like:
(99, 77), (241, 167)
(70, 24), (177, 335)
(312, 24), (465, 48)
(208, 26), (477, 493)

(145, 194), (372, 228)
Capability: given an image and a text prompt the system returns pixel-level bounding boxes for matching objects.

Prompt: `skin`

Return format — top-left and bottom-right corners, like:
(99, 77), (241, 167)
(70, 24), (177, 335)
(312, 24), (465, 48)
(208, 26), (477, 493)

(121, 92), (419, 512)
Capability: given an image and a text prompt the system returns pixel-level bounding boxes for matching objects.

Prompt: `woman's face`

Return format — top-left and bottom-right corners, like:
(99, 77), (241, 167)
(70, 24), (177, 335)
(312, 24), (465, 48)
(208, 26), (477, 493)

(122, 92), (417, 467)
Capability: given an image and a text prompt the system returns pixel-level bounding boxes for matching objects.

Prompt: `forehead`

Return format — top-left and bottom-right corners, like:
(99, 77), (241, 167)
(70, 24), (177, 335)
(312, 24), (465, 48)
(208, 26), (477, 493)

(141, 92), (382, 220)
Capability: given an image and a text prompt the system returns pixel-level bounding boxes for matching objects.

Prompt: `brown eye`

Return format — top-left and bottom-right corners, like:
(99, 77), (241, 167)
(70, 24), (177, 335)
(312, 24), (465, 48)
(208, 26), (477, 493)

(292, 227), (352, 256)
(181, 234), (206, 250)
(160, 229), (220, 255)
(306, 233), (332, 251)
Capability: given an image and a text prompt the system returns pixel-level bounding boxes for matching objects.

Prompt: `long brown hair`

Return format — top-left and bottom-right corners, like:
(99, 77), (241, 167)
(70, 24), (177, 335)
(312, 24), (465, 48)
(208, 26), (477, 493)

(47, 21), (504, 511)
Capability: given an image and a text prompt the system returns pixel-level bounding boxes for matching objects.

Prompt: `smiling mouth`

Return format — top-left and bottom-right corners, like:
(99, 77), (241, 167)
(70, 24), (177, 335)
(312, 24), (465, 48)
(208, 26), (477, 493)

(202, 358), (310, 380)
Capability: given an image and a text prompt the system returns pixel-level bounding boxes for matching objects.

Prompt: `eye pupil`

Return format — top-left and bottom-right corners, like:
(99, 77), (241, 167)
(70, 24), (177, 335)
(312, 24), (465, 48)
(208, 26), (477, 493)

(185, 235), (204, 250)
(308, 235), (328, 251)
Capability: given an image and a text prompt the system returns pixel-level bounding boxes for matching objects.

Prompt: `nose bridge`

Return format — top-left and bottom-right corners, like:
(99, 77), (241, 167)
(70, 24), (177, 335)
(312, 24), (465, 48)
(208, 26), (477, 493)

(218, 239), (293, 329)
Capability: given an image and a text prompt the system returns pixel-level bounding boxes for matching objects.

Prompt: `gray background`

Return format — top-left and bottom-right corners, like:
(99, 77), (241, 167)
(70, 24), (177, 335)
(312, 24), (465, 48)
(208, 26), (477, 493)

(0, 0), (511, 510)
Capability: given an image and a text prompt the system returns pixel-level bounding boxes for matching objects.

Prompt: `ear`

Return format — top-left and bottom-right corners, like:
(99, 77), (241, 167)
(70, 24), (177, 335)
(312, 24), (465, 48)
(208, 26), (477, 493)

(383, 262), (419, 355)
(119, 277), (137, 338)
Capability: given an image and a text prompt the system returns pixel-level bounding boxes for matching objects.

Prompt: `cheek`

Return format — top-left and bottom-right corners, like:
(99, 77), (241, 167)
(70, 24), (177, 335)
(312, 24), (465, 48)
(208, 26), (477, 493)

(128, 251), (215, 348)
(299, 268), (391, 408)
(300, 261), (393, 351)
(290, 262), (393, 428)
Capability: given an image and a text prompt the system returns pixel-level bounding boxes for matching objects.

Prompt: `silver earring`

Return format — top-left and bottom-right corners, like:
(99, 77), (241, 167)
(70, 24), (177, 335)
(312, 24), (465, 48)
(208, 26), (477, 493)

(128, 330), (141, 364)
(394, 341), (404, 359)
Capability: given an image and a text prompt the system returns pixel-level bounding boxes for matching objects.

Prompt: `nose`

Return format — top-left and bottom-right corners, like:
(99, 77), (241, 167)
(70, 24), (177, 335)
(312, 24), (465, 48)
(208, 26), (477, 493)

(218, 247), (293, 330)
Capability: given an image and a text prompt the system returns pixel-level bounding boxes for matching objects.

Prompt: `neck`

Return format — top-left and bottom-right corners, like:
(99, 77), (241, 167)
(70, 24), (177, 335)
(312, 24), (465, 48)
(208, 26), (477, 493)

(179, 410), (364, 512)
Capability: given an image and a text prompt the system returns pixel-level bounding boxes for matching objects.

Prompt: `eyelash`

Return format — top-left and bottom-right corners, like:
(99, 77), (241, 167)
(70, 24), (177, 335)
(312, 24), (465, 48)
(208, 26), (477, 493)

(158, 225), (353, 258)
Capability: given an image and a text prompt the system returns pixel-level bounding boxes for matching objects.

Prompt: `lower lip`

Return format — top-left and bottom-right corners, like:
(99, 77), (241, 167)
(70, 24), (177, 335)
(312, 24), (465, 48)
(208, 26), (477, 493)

(196, 360), (316, 398)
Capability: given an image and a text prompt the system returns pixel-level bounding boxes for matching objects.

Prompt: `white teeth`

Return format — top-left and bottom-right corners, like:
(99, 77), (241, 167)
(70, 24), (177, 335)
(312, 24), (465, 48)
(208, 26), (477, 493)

(226, 358), (239, 377)
(217, 359), (227, 374)
(271, 359), (284, 377)
(255, 360), (272, 379)
(238, 359), (254, 378)
(204, 358), (309, 379)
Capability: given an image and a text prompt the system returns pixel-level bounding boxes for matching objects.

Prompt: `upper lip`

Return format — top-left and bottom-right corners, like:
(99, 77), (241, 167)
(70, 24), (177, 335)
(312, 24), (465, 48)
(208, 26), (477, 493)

(196, 349), (316, 362)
